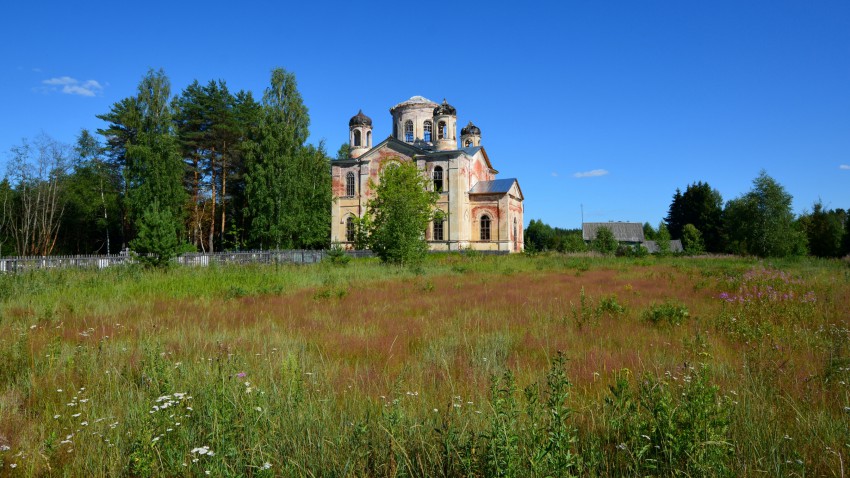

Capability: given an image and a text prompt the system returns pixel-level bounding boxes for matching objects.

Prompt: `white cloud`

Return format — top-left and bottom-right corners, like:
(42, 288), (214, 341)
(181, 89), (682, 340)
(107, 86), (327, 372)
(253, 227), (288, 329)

(43, 76), (77, 85)
(573, 169), (609, 178)
(551, 172), (558, 177)
(840, 164), (850, 170)
(40, 76), (104, 96)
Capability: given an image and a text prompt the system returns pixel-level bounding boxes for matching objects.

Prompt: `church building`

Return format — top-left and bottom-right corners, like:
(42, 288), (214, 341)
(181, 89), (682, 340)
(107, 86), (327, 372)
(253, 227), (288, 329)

(331, 96), (524, 252)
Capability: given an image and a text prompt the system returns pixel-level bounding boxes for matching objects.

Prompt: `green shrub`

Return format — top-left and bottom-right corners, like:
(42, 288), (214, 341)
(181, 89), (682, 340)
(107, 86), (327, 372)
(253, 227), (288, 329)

(592, 227), (618, 255)
(642, 300), (690, 326)
(325, 243), (351, 266)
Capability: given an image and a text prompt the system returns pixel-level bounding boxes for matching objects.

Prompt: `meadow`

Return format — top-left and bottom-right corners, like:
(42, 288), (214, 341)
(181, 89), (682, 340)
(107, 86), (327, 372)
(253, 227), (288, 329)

(0, 253), (848, 477)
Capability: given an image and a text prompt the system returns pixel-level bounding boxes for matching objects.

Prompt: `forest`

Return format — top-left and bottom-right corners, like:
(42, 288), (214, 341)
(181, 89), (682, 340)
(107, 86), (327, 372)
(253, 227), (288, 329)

(526, 178), (850, 259)
(0, 68), (331, 257)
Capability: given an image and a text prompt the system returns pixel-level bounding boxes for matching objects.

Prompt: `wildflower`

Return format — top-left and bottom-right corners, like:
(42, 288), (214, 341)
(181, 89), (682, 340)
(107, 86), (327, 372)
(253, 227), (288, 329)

(72, 413), (81, 418)
(0, 445), (10, 451)
(192, 446), (213, 455)
(262, 462), (272, 470)
(10, 464), (16, 468)
(54, 415), (61, 419)
(81, 421), (88, 426)
(255, 407), (262, 412)
(237, 372), (246, 378)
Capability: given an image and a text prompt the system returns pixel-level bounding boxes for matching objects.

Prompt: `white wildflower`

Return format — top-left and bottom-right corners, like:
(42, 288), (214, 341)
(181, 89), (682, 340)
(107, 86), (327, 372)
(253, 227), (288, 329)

(191, 446), (212, 455)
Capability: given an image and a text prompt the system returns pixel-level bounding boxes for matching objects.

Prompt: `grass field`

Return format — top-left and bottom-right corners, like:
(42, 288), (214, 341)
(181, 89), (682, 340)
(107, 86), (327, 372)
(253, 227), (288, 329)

(0, 253), (848, 476)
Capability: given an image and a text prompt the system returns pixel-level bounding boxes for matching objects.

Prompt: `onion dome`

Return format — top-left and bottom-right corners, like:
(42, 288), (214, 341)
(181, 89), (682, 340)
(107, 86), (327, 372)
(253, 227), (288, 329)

(349, 109), (372, 127)
(461, 121), (480, 136)
(433, 98), (456, 116)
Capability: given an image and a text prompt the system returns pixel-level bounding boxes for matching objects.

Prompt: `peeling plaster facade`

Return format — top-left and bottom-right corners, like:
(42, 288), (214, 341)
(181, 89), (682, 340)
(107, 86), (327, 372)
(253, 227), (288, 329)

(332, 96), (524, 252)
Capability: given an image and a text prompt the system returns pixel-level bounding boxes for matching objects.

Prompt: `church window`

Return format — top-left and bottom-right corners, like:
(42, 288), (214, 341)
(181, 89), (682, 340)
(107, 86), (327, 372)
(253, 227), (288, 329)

(480, 215), (491, 241)
(404, 120), (414, 142)
(366, 130), (371, 147)
(346, 216), (355, 242)
(433, 217), (444, 241)
(423, 121), (432, 142)
(465, 139), (472, 147)
(438, 121), (447, 140)
(353, 130), (361, 147)
(433, 166), (443, 192)
(346, 172), (356, 196)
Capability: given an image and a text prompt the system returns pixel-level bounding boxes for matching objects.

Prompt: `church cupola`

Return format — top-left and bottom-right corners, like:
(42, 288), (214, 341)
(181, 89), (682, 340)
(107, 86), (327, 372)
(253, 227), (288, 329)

(349, 109), (372, 158)
(460, 121), (481, 148)
(432, 99), (458, 151)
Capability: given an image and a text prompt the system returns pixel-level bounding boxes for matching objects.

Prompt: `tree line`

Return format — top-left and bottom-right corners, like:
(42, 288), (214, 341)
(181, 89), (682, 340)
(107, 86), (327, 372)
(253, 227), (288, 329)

(0, 68), (331, 259)
(527, 171), (850, 258)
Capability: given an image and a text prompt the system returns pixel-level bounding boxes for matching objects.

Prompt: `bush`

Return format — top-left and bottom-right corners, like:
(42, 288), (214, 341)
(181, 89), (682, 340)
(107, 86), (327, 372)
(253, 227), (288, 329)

(592, 227), (618, 255)
(682, 224), (706, 255)
(642, 300), (690, 326)
(325, 243), (351, 266)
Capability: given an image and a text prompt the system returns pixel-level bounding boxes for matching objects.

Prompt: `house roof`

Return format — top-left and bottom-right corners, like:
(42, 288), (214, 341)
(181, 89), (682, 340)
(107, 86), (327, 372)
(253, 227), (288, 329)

(469, 178), (522, 198)
(582, 222), (645, 242)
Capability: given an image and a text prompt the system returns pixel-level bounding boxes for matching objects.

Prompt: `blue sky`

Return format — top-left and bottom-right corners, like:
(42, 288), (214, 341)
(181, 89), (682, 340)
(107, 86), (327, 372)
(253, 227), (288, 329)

(2, 1), (848, 229)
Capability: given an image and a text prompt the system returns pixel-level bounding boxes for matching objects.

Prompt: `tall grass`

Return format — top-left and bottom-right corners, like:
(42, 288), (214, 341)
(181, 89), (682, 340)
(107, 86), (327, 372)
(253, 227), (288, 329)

(0, 253), (848, 476)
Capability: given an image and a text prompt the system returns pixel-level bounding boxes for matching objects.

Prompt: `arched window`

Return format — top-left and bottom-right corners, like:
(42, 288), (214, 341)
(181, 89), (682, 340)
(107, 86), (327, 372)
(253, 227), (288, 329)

(464, 140), (472, 147)
(433, 217), (444, 241)
(346, 172), (356, 197)
(346, 216), (355, 242)
(480, 215), (491, 241)
(423, 121), (432, 142)
(433, 166), (443, 192)
(404, 120), (414, 142)
(366, 130), (371, 147)
(353, 130), (361, 147)
(438, 121), (447, 140)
